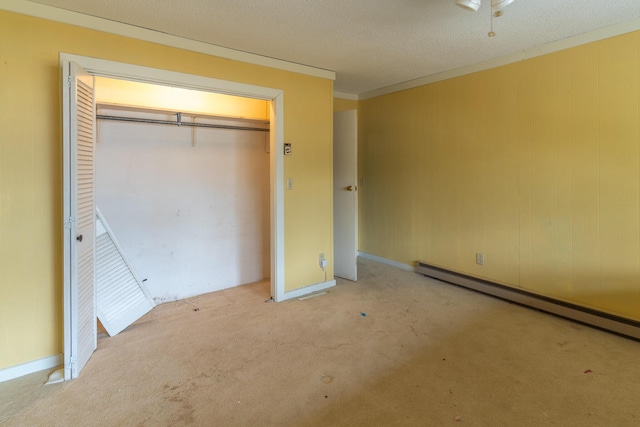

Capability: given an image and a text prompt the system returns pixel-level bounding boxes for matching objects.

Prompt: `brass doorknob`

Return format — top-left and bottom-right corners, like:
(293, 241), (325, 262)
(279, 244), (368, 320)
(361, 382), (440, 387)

(346, 185), (355, 191)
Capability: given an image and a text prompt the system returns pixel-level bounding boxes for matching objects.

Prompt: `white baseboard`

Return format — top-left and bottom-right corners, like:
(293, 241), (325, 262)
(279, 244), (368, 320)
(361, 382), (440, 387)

(358, 251), (415, 272)
(280, 279), (336, 301)
(0, 354), (63, 383)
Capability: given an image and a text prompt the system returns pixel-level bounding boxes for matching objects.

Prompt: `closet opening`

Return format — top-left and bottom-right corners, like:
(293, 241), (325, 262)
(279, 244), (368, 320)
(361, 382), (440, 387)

(62, 53), (286, 379)
(94, 77), (272, 322)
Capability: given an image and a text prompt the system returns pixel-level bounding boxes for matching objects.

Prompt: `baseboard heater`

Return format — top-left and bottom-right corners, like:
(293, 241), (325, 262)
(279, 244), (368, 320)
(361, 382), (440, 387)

(415, 261), (640, 341)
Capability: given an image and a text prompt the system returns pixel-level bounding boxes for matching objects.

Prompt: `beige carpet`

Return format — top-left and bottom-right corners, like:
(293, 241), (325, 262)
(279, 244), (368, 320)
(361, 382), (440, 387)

(1, 258), (639, 426)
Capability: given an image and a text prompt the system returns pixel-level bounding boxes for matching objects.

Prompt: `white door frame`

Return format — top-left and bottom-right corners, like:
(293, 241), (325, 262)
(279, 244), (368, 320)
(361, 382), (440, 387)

(61, 53), (286, 377)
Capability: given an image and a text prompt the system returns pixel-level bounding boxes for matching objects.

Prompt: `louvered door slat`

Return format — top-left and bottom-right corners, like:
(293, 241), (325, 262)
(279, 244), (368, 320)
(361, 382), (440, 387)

(95, 211), (155, 336)
(73, 71), (96, 377)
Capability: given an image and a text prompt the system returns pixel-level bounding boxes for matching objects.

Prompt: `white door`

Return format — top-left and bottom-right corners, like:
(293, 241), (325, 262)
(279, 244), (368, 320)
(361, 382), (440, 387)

(333, 109), (358, 281)
(95, 209), (155, 336)
(63, 61), (97, 379)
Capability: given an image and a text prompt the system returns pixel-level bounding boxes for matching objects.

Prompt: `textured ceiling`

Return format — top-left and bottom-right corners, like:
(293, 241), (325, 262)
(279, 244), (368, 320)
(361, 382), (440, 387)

(28, 0), (640, 95)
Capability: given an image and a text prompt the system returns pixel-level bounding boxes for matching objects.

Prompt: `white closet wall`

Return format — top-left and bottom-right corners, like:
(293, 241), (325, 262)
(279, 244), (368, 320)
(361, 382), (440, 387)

(96, 108), (270, 302)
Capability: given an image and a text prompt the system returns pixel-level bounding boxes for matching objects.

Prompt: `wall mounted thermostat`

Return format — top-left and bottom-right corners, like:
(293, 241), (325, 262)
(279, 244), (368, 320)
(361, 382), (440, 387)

(284, 143), (292, 155)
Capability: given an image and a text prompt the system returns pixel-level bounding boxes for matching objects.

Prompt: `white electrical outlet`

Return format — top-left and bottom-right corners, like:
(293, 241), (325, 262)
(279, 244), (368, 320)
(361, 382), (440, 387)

(476, 252), (484, 265)
(319, 253), (327, 269)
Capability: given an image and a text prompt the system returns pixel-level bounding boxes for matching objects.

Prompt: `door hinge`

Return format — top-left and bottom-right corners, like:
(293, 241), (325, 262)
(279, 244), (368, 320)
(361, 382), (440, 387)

(69, 357), (77, 370)
(64, 216), (76, 229)
(66, 75), (72, 88)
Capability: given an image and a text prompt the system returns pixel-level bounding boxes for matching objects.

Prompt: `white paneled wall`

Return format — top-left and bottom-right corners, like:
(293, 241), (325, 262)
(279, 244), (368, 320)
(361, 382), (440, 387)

(96, 108), (270, 302)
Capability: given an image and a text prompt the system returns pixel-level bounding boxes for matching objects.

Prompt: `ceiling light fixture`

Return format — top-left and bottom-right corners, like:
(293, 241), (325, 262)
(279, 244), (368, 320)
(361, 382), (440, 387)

(455, 0), (481, 12)
(455, 0), (516, 37)
(455, 0), (515, 15)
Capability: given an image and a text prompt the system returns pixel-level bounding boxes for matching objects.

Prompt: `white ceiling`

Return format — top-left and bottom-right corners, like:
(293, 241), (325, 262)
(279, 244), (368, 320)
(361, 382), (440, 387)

(28, 0), (640, 95)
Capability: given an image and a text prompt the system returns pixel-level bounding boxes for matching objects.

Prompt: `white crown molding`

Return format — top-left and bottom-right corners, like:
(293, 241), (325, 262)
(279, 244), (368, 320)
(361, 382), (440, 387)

(333, 91), (359, 101)
(359, 16), (640, 100)
(2, 0), (335, 81)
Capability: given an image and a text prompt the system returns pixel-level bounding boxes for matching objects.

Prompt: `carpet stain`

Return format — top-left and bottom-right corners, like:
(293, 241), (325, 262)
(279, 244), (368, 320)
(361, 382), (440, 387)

(163, 382), (196, 425)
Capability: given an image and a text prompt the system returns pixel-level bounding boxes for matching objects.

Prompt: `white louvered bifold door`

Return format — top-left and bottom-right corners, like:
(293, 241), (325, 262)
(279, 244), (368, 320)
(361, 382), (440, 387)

(67, 62), (97, 379)
(96, 209), (155, 336)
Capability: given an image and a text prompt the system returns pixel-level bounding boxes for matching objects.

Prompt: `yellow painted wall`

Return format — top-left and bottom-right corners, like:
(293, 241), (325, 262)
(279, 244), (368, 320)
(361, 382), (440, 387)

(333, 97), (359, 113)
(95, 77), (269, 120)
(359, 31), (640, 321)
(0, 10), (333, 370)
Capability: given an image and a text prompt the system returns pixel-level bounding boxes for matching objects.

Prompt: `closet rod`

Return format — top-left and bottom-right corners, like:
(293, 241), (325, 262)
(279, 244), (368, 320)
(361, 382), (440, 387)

(96, 114), (270, 133)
